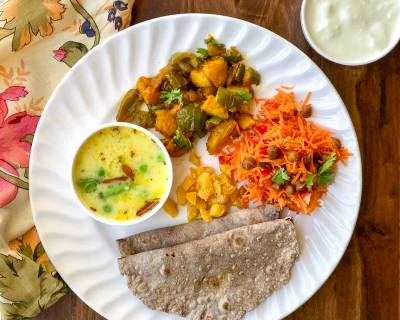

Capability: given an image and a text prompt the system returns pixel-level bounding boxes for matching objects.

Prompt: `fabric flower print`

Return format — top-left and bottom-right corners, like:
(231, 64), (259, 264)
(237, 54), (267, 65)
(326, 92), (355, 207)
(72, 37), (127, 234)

(0, 86), (39, 207)
(107, 1), (129, 30)
(0, 0), (66, 51)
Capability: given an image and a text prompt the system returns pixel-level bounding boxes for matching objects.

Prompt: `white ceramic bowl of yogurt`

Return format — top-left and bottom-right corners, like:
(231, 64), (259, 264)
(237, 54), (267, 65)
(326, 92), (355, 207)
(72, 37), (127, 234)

(301, 0), (400, 66)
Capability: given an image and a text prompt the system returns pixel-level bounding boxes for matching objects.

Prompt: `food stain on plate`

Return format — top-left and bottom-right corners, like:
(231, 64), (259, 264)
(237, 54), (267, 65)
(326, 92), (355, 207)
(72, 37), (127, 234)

(72, 126), (169, 221)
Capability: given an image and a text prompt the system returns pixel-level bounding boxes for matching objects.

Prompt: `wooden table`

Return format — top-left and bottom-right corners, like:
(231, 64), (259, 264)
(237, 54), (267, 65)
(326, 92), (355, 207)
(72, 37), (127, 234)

(36, 0), (399, 319)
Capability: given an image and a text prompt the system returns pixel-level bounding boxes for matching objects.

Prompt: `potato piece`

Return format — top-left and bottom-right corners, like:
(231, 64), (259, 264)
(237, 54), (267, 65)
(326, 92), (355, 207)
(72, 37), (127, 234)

(237, 114), (255, 130)
(213, 180), (222, 195)
(186, 192), (197, 206)
(199, 208), (212, 222)
(184, 90), (202, 102)
(195, 197), (207, 211)
(163, 197), (178, 217)
(136, 75), (163, 104)
(155, 109), (177, 137)
(190, 68), (213, 87)
(209, 203), (227, 217)
(176, 186), (186, 205)
(164, 139), (190, 157)
(218, 173), (232, 186)
(187, 205), (198, 222)
(203, 58), (228, 87)
(189, 151), (201, 166)
(210, 194), (229, 205)
(201, 95), (229, 119)
(190, 167), (198, 179)
(206, 119), (237, 155)
(199, 86), (217, 97)
(222, 183), (236, 195)
(219, 164), (232, 177)
(194, 166), (214, 176)
(181, 176), (196, 191)
(196, 172), (214, 200)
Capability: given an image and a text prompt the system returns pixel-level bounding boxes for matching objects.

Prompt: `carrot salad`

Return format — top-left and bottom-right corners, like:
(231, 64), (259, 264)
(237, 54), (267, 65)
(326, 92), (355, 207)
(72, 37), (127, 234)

(219, 87), (351, 214)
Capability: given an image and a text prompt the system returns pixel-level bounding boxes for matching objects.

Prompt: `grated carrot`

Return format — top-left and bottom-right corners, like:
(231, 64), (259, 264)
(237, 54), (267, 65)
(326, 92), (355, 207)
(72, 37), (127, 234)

(220, 88), (351, 214)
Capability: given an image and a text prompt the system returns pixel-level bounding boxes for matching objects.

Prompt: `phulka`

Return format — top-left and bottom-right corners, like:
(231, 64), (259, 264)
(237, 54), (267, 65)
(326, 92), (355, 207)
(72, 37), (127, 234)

(118, 219), (299, 320)
(117, 205), (280, 257)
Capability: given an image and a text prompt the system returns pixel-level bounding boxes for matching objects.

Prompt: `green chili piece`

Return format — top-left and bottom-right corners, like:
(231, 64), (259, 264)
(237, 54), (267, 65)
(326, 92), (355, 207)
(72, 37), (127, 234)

(166, 71), (188, 89)
(243, 67), (261, 86)
(216, 87), (242, 111)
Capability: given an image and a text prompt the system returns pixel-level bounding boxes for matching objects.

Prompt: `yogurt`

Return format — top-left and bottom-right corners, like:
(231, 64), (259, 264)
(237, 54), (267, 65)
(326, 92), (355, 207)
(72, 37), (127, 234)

(304, 0), (400, 63)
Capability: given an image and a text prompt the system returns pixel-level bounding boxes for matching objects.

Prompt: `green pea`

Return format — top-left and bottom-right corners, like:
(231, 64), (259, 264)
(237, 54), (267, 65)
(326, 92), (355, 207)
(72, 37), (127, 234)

(139, 164), (148, 173)
(96, 167), (106, 178)
(103, 204), (112, 213)
(156, 153), (164, 162)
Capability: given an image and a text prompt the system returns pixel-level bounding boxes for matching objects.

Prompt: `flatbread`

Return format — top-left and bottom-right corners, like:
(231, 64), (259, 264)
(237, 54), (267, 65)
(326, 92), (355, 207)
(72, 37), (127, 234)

(119, 219), (299, 320)
(117, 205), (280, 257)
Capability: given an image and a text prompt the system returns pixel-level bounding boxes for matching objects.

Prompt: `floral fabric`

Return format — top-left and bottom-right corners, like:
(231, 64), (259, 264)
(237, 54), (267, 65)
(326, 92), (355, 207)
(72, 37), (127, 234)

(0, 1), (134, 319)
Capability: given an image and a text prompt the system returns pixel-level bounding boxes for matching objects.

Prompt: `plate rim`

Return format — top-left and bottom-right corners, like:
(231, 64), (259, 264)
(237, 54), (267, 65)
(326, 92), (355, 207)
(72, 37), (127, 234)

(30, 13), (363, 319)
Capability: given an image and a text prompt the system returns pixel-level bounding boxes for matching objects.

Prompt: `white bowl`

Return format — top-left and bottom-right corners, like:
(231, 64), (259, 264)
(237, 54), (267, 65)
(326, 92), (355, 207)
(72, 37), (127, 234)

(300, 0), (400, 66)
(70, 122), (173, 226)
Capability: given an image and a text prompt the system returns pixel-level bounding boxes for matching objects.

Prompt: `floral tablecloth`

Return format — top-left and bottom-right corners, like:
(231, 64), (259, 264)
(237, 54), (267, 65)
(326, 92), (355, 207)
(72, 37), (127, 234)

(0, 1), (134, 318)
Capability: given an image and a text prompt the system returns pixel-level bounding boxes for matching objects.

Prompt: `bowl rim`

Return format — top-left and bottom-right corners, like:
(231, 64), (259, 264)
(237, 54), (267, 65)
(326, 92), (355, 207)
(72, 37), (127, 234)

(70, 121), (173, 226)
(300, 0), (400, 66)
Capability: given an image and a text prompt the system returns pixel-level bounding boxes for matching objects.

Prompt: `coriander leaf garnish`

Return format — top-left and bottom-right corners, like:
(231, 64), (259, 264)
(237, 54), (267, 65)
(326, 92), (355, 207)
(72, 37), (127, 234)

(272, 168), (290, 186)
(317, 171), (335, 187)
(196, 48), (209, 60)
(306, 172), (315, 191)
(318, 153), (336, 175)
(305, 153), (337, 190)
(78, 178), (100, 193)
(234, 91), (252, 104)
(316, 153), (336, 187)
(172, 129), (192, 148)
(160, 89), (184, 105)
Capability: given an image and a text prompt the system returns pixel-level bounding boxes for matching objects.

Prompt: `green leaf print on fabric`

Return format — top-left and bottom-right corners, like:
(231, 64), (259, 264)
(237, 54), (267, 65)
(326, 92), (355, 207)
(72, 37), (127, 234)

(0, 254), (68, 319)
(0, 0), (66, 51)
(53, 0), (101, 67)
(58, 41), (89, 67)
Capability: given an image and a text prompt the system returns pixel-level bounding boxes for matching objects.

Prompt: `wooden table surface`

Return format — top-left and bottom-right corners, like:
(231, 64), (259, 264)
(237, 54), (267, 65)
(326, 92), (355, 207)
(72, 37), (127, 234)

(36, 0), (399, 319)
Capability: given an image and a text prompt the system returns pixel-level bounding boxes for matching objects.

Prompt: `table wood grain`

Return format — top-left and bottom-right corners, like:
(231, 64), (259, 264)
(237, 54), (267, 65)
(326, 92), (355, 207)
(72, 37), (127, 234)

(35, 0), (399, 319)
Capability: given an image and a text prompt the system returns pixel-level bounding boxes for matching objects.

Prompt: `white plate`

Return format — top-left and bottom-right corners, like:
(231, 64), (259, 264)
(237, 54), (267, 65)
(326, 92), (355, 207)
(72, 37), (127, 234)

(30, 14), (362, 320)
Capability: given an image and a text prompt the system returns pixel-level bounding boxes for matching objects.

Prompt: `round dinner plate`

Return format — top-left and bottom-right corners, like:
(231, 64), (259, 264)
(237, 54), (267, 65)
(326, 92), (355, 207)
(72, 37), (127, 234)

(30, 14), (362, 320)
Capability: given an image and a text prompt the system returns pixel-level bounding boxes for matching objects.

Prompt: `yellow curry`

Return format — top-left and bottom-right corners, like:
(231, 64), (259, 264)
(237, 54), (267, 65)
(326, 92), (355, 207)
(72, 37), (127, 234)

(73, 126), (169, 221)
